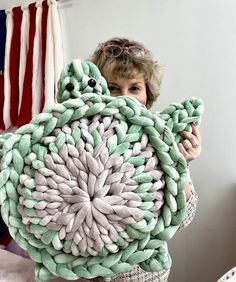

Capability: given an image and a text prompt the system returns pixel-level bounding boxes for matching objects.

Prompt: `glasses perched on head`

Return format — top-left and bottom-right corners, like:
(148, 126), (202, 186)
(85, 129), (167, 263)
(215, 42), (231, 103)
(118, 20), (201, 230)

(100, 43), (149, 58)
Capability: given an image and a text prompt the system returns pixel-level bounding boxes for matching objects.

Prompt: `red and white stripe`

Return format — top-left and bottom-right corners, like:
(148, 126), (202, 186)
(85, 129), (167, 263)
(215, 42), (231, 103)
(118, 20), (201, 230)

(32, 0), (43, 117)
(18, 5), (29, 115)
(9, 6), (22, 127)
(2, 0), (63, 129)
(3, 9), (13, 130)
(44, 0), (63, 109)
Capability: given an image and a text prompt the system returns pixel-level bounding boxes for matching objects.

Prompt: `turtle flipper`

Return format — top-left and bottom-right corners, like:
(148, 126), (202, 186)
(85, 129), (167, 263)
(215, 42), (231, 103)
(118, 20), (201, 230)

(159, 97), (204, 143)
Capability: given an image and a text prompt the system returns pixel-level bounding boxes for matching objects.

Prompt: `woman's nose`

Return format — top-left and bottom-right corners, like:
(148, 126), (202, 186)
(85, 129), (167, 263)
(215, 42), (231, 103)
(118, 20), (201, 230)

(120, 89), (129, 96)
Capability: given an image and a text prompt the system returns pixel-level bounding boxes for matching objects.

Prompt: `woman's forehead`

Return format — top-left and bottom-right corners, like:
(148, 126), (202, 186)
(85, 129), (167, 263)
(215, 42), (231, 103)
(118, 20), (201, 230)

(102, 61), (144, 80)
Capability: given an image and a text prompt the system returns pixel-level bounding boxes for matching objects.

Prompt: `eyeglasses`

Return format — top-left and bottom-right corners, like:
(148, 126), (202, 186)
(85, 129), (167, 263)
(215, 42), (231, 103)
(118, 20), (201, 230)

(100, 43), (149, 58)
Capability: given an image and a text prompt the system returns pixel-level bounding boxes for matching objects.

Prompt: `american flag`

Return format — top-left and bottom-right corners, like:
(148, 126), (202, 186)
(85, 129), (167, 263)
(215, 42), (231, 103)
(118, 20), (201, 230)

(0, 0), (63, 131)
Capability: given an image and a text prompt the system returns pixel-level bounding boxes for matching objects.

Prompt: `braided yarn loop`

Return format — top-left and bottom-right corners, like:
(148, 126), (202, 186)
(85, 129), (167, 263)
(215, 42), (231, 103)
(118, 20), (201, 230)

(0, 59), (203, 282)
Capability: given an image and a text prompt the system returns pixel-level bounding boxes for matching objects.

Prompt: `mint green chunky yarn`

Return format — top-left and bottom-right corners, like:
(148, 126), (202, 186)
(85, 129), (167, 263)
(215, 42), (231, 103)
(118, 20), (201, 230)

(0, 59), (203, 282)
(57, 60), (109, 103)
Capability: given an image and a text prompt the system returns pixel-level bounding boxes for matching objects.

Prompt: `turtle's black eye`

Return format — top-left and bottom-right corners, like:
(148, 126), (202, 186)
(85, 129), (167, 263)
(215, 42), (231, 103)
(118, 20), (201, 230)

(88, 78), (96, 88)
(66, 82), (74, 92)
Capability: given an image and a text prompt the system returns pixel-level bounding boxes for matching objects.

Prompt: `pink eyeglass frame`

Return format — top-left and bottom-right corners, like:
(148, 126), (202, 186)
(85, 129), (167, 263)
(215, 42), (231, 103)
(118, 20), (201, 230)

(99, 43), (149, 58)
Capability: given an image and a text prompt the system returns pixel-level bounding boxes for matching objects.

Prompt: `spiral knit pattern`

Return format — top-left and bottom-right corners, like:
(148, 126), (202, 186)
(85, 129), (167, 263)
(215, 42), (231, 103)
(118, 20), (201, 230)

(0, 59), (203, 282)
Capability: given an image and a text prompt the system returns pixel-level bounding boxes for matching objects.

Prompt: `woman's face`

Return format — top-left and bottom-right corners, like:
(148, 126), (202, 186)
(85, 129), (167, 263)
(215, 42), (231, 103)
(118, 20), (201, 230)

(105, 74), (147, 106)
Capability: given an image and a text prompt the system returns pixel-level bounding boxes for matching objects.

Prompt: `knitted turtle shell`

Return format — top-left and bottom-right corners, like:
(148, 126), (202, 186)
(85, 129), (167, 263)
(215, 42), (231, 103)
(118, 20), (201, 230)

(0, 59), (203, 282)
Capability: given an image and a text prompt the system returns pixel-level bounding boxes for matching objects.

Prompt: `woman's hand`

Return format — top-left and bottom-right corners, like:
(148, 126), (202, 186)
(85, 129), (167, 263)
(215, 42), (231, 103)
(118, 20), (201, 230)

(178, 123), (202, 163)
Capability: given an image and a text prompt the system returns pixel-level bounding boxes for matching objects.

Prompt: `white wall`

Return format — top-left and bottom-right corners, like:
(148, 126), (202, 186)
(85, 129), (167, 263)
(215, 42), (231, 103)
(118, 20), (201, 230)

(1, 0), (236, 281)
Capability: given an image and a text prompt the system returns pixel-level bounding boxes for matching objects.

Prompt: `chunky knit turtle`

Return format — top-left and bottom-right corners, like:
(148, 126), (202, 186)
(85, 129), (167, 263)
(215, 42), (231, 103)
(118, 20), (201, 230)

(0, 59), (203, 282)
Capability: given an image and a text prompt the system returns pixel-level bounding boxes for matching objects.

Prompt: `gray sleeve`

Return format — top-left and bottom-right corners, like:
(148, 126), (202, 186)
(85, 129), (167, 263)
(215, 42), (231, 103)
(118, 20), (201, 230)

(179, 187), (198, 230)
(107, 265), (170, 282)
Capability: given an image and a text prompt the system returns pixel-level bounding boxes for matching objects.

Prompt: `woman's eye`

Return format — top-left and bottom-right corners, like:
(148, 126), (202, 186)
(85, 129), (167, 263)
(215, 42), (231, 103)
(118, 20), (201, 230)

(130, 86), (140, 92)
(108, 86), (119, 92)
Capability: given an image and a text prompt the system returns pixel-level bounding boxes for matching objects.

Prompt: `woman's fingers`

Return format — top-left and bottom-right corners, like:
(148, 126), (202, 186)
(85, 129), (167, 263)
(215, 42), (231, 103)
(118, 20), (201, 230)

(178, 124), (202, 162)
